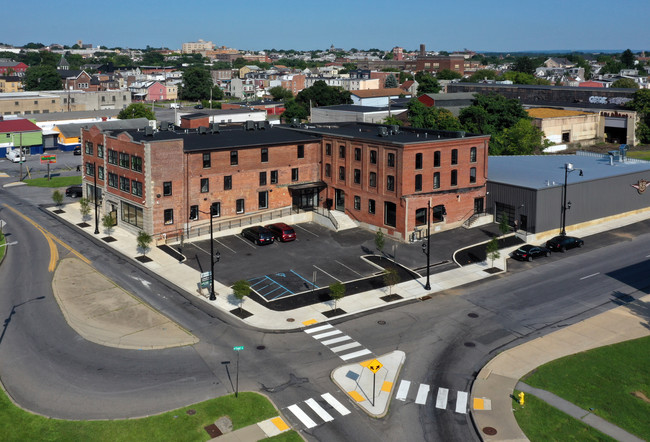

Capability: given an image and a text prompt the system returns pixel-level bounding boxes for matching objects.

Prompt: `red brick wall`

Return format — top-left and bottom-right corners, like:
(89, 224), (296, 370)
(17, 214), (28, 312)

(180, 116), (210, 129)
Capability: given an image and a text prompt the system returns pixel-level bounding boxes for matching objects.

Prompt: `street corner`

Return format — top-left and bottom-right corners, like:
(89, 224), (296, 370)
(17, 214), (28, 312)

(331, 350), (406, 418)
(257, 416), (291, 438)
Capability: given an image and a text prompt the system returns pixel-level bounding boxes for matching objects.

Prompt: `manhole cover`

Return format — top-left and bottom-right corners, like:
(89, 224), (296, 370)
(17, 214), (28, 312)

(257, 345), (266, 350)
(377, 320), (386, 325)
(186, 409), (196, 415)
(464, 342), (476, 347)
(286, 318), (295, 322)
(468, 313), (479, 318)
(482, 427), (497, 436)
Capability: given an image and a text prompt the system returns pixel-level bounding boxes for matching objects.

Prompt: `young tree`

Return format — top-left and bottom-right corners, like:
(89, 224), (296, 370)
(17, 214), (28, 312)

(102, 214), (115, 236)
(384, 74), (398, 88)
(486, 237), (500, 268)
(232, 280), (251, 313)
(328, 281), (346, 311)
(375, 230), (385, 255)
(79, 197), (91, 221)
(52, 190), (63, 207)
(117, 103), (155, 120)
(136, 231), (153, 256)
(499, 212), (510, 237)
(383, 268), (401, 295)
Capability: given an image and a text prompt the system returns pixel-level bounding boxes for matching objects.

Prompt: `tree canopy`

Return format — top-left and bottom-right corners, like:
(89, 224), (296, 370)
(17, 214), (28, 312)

(180, 67), (213, 101)
(620, 49), (636, 69)
(415, 72), (441, 95)
(142, 51), (165, 66)
(384, 74), (398, 88)
(117, 103), (155, 120)
(23, 65), (62, 90)
(295, 80), (351, 108)
(436, 69), (463, 80)
(458, 93), (529, 135)
(407, 99), (462, 131)
(611, 78), (638, 89)
(628, 89), (650, 144)
(511, 56), (540, 75)
(268, 86), (294, 101)
(490, 119), (545, 155)
(463, 69), (498, 83)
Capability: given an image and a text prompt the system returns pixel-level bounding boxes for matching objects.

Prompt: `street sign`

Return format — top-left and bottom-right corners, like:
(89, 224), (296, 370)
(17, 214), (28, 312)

(233, 346), (244, 351)
(0, 219), (6, 231)
(40, 154), (57, 164)
(200, 280), (211, 288)
(367, 359), (383, 374)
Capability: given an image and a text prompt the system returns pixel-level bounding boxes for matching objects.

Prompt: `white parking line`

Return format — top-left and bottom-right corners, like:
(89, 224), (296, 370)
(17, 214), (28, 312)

(215, 239), (236, 253)
(287, 404), (317, 429)
(415, 384), (430, 405)
(305, 398), (334, 422)
(455, 391), (468, 414)
(321, 335), (351, 345)
(294, 224), (319, 237)
(329, 341), (361, 353)
(339, 349), (372, 361)
(435, 388), (449, 409)
(305, 324), (333, 334)
(580, 272), (600, 280)
(335, 260), (363, 276)
(321, 393), (351, 415)
(312, 330), (343, 340)
(395, 380), (411, 401)
(313, 265), (342, 282)
(235, 235), (257, 248)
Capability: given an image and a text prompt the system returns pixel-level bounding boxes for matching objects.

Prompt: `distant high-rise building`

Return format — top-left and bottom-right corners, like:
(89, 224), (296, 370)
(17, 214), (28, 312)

(392, 47), (404, 61)
(182, 39), (215, 54)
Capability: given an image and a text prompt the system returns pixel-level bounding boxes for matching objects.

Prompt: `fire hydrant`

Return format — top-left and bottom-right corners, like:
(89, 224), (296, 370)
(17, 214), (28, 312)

(518, 392), (525, 406)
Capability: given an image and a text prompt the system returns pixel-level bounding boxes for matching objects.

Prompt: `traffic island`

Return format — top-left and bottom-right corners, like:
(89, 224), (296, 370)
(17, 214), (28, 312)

(331, 350), (405, 418)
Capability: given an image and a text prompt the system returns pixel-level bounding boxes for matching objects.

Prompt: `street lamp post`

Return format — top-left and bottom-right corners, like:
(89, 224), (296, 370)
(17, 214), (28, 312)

(93, 161), (99, 235)
(421, 200), (431, 291)
(561, 163), (583, 236)
(201, 207), (220, 300)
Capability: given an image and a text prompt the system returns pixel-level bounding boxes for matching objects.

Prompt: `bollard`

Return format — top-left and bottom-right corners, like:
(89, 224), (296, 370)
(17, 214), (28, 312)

(518, 392), (525, 406)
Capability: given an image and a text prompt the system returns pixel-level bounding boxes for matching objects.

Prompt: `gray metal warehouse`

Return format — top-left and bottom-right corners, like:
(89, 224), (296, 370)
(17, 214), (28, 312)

(487, 151), (650, 238)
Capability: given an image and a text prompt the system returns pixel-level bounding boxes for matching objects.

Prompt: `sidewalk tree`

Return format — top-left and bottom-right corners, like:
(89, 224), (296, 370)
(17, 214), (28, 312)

(136, 231), (153, 256)
(486, 237), (500, 268)
(329, 281), (346, 311)
(499, 212), (510, 237)
(383, 268), (401, 295)
(375, 230), (385, 256)
(52, 190), (63, 207)
(232, 280), (251, 313)
(102, 214), (115, 236)
(79, 198), (91, 221)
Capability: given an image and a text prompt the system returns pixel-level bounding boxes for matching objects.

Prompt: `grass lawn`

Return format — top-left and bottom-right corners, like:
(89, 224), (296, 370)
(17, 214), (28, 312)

(627, 150), (650, 161)
(0, 232), (5, 261)
(513, 390), (616, 441)
(0, 389), (299, 441)
(24, 176), (82, 188)
(522, 335), (650, 441)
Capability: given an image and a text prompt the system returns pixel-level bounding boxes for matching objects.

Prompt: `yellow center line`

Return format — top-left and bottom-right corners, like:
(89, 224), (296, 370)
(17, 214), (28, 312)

(4, 205), (91, 269)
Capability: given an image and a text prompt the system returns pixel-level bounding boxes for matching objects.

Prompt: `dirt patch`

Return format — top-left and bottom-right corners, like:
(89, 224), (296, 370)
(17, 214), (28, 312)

(631, 391), (650, 403)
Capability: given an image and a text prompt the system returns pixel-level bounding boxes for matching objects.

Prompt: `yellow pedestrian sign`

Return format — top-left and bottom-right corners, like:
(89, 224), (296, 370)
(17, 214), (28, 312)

(367, 359), (382, 374)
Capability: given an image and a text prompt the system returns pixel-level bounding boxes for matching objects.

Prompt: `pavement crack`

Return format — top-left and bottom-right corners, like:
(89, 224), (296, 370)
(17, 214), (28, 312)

(260, 373), (309, 393)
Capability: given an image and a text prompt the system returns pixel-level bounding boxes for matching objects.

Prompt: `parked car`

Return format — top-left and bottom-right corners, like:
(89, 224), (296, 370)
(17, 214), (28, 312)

(73, 147), (82, 155)
(65, 185), (83, 198)
(511, 244), (551, 261)
(170, 103), (180, 109)
(241, 226), (275, 245)
(5, 149), (25, 163)
(194, 104), (204, 109)
(545, 235), (584, 252)
(265, 223), (296, 242)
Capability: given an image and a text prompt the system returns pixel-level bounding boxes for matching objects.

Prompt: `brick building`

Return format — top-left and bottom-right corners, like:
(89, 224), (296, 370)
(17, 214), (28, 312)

(404, 55), (465, 75)
(81, 122), (489, 242)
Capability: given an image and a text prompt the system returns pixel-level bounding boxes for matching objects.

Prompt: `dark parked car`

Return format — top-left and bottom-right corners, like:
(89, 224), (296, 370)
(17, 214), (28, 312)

(545, 235), (584, 252)
(73, 147), (82, 155)
(265, 223), (296, 242)
(65, 185), (83, 198)
(194, 104), (204, 109)
(511, 244), (551, 261)
(241, 226), (275, 245)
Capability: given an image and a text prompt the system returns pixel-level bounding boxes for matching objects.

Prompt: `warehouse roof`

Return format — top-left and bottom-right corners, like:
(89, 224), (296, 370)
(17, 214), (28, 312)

(527, 108), (593, 119)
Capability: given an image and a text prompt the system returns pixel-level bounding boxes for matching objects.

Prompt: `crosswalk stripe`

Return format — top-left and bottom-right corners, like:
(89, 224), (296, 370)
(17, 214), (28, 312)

(287, 404), (317, 429)
(395, 380), (411, 401)
(435, 387), (449, 409)
(339, 348), (372, 361)
(329, 341), (361, 353)
(305, 324), (332, 334)
(321, 393), (351, 416)
(321, 335), (351, 346)
(415, 384), (430, 405)
(455, 391), (468, 414)
(305, 398), (334, 422)
(312, 329), (343, 340)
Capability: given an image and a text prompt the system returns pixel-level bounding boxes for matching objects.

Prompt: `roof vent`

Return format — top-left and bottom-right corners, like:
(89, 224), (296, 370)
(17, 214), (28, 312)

(377, 126), (389, 137)
(390, 125), (400, 134)
(245, 120), (256, 131)
(291, 118), (299, 127)
(144, 126), (154, 136)
(457, 131), (466, 138)
(199, 126), (208, 134)
(210, 122), (220, 133)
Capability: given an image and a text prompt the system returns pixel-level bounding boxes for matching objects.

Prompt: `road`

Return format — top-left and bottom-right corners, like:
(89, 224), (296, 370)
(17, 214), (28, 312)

(0, 183), (648, 440)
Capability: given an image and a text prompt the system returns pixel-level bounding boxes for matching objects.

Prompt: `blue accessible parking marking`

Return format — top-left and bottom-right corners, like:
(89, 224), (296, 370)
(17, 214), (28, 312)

(248, 269), (319, 301)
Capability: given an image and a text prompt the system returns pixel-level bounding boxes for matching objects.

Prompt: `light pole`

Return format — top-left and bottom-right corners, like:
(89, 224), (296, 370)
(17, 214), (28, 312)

(93, 161), (99, 235)
(200, 207), (220, 300)
(561, 163), (583, 236)
(421, 200), (431, 291)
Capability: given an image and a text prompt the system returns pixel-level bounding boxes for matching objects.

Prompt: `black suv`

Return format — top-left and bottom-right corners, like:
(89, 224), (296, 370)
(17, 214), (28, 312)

(241, 226), (274, 245)
(65, 185), (83, 198)
(545, 235), (584, 252)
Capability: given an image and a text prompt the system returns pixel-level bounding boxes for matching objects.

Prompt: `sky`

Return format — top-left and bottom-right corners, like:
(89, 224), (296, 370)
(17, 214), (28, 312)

(3, 0), (649, 53)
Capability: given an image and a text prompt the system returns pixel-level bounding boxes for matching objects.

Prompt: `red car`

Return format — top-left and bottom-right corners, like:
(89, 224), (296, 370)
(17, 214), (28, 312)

(265, 223), (296, 242)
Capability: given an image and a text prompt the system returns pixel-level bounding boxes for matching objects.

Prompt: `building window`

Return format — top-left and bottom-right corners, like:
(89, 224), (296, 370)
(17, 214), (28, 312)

(211, 202), (221, 217)
(384, 201), (397, 227)
(203, 153), (211, 168)
(370, 150), (377, 164)
(230, 151), (238, 165)
(297, 144), (304, 158)
(164, 209), (174, 225)
(326, 143), (332, 156)
(470, 146), (477, 163)
(325, 164), (331, 178)
(132, 180), (142, 197)
(434, 151), (441, 167)
(131, 155), (142, 173)
(259, 171), (267, 186)
(85, 141), (93, 155)
(108, 172), (118, 188)
(85, 162), (95, 177)
(368, 199), (376, 214)
(387, 175), (395, 191)
(121, 201), (143, 229)
(190, 205), (198, 220)
(415, 174), (422, 192)
(97, 166), (104, 180)
(354, 168), (361, 184)
(236, 199), (245, 214)
(451, 169), (458, 186)
(338, 166), (345, 181)
(119, 152), (129, 168)
(433, 172), (440, 189)
(108, 149), (117, 165)
(369, 172), (377, 188)
(224, 175), (232, 190)
(200, 178), (209, 193)
(258, 191), (268, 209)
(470, 167), (477, 183)
(354, 196), (361, 210)
(354, 148), (361, 161)
(119, 176), (130, 193)
(291, 168), (299, 182)
(261, 148), (268, 163)
(97, 144), (104, 158)
(163, 181), (172, 196)
(339, 145), (345, 158)
(451, 149), (458, 165)
(432, 204), (446, 222)
(270, 170), (278, 184)
(415, 208), (427, 226)
(415, 153), (423, 169)
(387, 152), (395, 167)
